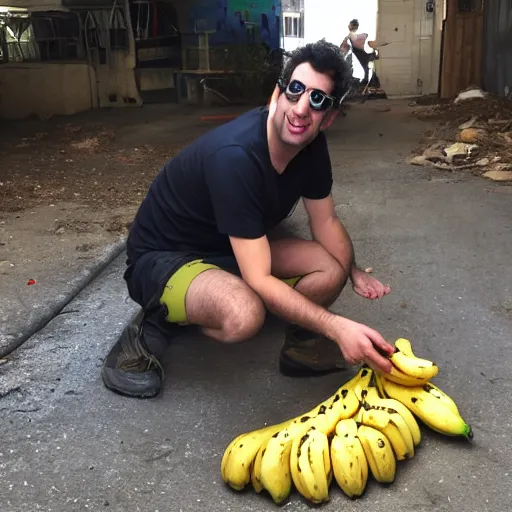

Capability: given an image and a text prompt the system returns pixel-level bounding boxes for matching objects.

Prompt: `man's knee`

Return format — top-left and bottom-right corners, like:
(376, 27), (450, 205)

(219, 293), (266, 343)
(321, 256), (349, 297)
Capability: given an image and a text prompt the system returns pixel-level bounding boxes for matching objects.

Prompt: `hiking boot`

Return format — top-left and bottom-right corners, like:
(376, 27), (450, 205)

(279, 324), (348, 377)
(101, 311), (165, 399)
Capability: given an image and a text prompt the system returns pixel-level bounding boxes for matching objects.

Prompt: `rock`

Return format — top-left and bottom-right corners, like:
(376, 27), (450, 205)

(408, 155), (428, 166)
(55, 227), (65, 235)
(476, 158), (490, 167)
(483, 170), (512, 182)
(0, 260), (13, 270)
(459, 128), (488, 144)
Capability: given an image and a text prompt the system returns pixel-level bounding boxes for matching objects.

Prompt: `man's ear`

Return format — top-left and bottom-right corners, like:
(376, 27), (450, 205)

(320, 108), (340, 131)
(268, 85), (280, 117)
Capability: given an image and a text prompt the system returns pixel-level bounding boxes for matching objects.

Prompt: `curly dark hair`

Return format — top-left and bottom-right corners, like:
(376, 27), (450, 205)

(279, 39), (351, 103)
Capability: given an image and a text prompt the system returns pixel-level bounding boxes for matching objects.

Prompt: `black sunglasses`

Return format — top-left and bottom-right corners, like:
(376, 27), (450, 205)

(283, 79), (336, 111)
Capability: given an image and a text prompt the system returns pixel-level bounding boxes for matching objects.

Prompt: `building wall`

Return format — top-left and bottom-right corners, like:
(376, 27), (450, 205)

(0, 49), (141, 120)
(282, 36), (304, 51)
(173, 0), (281, 48)
(93, 50), (142, 108)
(0, 62), (95, 119)
(483, 0), (512, 96)
(0, 0), (142, 120)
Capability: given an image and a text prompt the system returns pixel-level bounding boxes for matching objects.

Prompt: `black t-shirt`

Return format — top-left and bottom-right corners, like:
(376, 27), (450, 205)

(126, 106), (333, 263)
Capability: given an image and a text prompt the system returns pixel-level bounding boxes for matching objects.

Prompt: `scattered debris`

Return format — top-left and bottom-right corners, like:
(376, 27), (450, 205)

(458, 128), (488, 144)
(410, 90), (512, 181)
(444, 142), (478, 162)
(483, 170), (512, 182)
(454, 87), (487, 104)
(458, 117), (478, 130)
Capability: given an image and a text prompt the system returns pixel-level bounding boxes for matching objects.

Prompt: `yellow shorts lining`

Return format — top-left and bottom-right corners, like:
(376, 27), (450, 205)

(160, 259), (302, 325)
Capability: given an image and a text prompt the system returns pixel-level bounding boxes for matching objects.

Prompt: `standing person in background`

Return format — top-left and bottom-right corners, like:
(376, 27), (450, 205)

(340, 19), (371, 84)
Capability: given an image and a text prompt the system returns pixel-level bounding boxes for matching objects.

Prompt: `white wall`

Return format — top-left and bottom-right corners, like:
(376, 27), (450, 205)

(282, 36), (304, 52)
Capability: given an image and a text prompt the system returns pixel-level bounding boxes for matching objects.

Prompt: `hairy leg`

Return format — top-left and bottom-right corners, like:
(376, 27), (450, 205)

(183, 237), (350, 344)
(269, 237), (350, 306)
(185, 269), (266, 343)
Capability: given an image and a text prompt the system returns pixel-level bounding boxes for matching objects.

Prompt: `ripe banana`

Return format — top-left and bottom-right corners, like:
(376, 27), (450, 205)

(394, 337), (413, 355)
(222, 366), (369, 493)
(422, 382), (460, 414)
(330, 418), (368, 498)
(250, 444), (265, 493)
(374, 372), (387, 397)
(389, 341), (439, 380)
(258, 428), (294, 503)
(381, 378), (473, 439)
(357, 425), (396, 483)
(358, 407), (413, 460)
(290, 430), (314, 501)
(361, 383), (422, 447)
(221, 420), (290, 490)
(296, 427), (332, 504)
(344, 366), (374, 390)
(259, 388), (360, 503)
(379, 365), (431, 387)
(354, 372), (419, 460)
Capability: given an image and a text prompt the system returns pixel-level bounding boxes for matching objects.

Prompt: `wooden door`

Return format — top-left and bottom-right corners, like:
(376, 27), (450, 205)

(440, 0), (484, 98)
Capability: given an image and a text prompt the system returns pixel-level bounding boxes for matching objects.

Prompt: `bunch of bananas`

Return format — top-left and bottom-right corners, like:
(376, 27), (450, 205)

(220, 338), (473, 505)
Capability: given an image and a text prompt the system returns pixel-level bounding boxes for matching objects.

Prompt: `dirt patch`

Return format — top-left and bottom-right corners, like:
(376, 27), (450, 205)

(410, 94), (512, 181)
(0, 125), (178, 215)
(413, 95), (512, 125)
(0, 104), (226, 353)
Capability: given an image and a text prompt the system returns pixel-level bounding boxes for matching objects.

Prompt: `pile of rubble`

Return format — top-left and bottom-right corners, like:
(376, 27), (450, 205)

(409, 88), (512, 182)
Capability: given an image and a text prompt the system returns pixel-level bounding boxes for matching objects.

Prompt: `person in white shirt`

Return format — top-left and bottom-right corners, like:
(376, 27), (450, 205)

(340, 19), (372, 83)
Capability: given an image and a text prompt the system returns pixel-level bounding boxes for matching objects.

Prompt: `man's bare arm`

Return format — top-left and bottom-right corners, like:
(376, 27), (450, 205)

(229, 235), (393, 372)
(303, 195), (358, 276)
(304, 195), (392, 299)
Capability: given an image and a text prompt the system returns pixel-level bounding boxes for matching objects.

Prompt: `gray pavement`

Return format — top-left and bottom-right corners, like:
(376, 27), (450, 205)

(0, 237), (125, 358)
(1, 101), (512, 512)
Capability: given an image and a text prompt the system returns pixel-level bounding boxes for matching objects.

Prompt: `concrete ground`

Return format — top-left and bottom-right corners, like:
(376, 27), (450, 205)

(1, 101), (512, 512)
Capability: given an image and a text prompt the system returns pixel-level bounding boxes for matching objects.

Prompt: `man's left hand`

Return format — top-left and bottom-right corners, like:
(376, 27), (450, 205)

(350, 266), (391, 300)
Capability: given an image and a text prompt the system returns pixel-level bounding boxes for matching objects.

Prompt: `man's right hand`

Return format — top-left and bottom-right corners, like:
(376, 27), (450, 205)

(330, 317), (394, 373)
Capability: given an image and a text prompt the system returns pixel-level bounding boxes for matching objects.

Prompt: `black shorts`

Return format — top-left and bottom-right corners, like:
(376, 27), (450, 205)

(124, 250), (300, 325)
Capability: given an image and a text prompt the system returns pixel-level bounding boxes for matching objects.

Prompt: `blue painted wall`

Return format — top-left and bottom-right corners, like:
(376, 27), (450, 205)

(187, 0), (282, 49)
